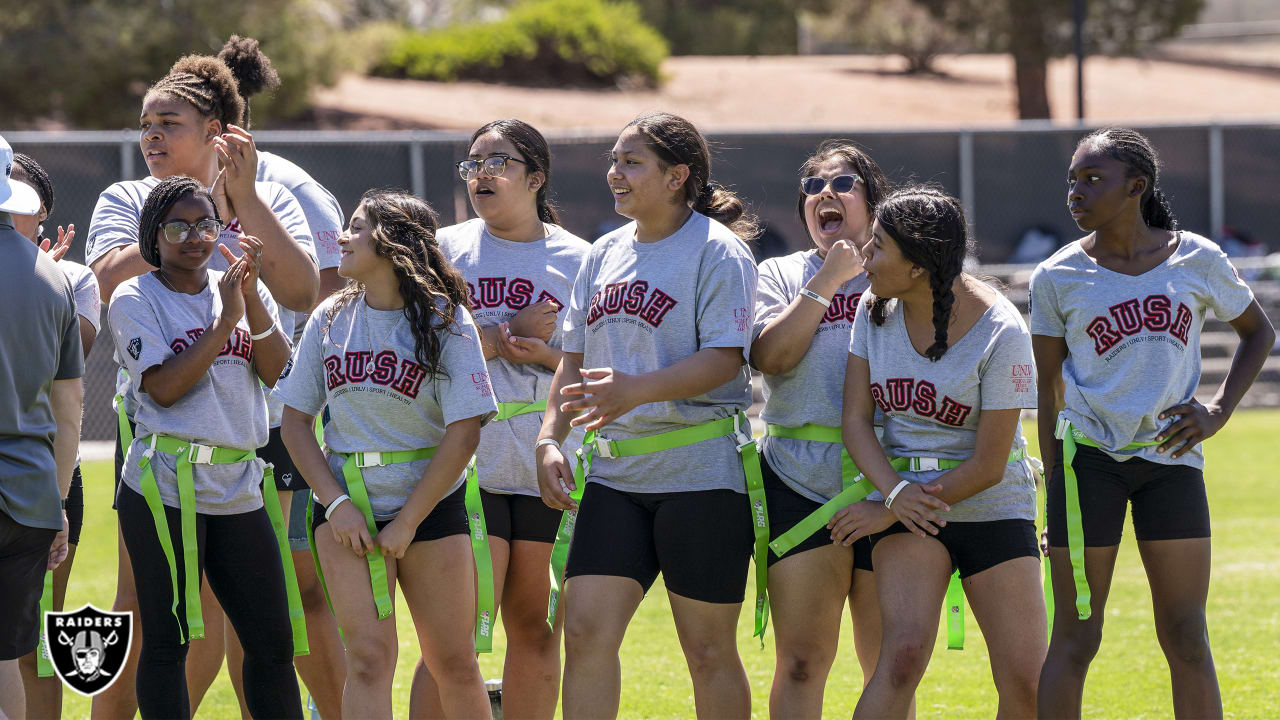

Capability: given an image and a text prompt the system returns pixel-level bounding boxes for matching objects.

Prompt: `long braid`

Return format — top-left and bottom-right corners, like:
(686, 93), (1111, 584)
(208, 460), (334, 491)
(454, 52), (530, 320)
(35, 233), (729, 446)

(1077, 127), (1178, 231)
(325, 190), (468, 379)
(870, 186), (972, 362)
(138, 176), (220, 267)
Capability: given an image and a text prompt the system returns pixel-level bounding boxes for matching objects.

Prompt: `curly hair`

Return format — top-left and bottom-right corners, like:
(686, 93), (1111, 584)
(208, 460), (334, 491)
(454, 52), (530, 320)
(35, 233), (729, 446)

(324, 190), (470, 378)
(624, 111), (760, 240)
(868, 185), (974, 362)
(217, 35), (281, 129)
(138, 176), (221, 268)
(147, 54), (244, 132)
(1076, 127), (1177, 231)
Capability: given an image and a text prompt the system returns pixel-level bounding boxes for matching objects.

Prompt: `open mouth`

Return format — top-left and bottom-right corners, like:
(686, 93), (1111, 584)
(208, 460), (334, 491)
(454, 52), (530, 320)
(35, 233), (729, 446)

(817, 206), (844, 234)
(474, 186), (495, 197)
(145, 148), (167, 159)
(611, 186), (631, 198)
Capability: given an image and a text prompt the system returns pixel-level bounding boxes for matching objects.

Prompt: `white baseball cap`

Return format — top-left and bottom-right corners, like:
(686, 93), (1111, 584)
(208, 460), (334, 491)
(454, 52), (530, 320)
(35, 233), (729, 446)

(0, 134), (41, 216)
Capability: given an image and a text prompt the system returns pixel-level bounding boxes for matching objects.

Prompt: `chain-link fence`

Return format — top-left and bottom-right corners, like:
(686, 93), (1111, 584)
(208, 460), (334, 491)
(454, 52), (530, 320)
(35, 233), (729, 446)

(7, 122), (1279, 440)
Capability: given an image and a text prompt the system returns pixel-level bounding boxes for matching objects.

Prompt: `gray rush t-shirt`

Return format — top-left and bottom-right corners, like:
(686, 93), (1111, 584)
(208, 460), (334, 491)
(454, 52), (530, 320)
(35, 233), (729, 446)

(275, 295), (499, 520)
(849, 290), (1037, 522)
(754, 250), (869, 503)
(110, 271), (280, 515)
(59, 260), (102, 333)
(438, 218), (590, 496)
(86, 175), (315, 425)
(0, 227), (84, 530)
(562, 211), (758, 494)
(1029, 232), (1254, 469)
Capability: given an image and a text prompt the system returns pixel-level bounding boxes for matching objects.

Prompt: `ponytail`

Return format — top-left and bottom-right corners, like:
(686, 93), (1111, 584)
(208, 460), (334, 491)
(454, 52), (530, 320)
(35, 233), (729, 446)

(692, 182), (758, 241)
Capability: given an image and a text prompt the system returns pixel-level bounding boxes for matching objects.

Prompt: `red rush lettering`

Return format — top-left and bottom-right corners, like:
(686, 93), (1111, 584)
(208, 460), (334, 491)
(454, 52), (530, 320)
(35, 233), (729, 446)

(586, 281), (678, 328)
(170, 327), (252, 360)
(1085, 294), (1192, 354)
(324, 351), (427, 399)
(870, 378), (973, 427)
(820, 292), (862, 325)
(465, 277), (561, 312)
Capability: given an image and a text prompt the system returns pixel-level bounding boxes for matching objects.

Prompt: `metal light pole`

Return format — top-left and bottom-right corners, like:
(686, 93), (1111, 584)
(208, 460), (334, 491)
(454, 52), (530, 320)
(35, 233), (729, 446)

(1074, 0), (1086, 120)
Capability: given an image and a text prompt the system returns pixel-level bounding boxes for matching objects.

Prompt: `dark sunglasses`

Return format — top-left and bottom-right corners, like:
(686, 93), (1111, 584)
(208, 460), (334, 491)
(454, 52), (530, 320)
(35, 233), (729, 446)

(160, 218), (223, 244)
(456, 154), (527, 181)
(800, 174), (861, 196)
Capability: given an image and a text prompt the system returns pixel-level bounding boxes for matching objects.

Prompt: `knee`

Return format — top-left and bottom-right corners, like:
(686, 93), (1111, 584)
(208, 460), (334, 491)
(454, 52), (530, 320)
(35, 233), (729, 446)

(1160, 612), (1212, 666)
(298, 579), (329, 613)
(427, 649), (481, 688)
(882, 641), (930, 691)
(1055, 621), (1104, 669)
(504, 612), (557, 656)
(682, 637), (739, 678)
(563, 612), (614, 657)
(345, 636), (397, 685)
(777, 645), (835, 686)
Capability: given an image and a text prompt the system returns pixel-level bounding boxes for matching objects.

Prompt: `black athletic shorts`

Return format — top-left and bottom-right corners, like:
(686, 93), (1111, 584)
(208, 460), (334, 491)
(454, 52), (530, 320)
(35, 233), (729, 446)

(311, 482), (470, 544)
(481, 489), (561, 544)
(763, 454), (872, 570)
(112, 416), (137, 510)
(870, 518), (1039, 578)
(1046, 441), (1210, 547)
(0, 510), (58, 660)
(564, 483), (754, 604)
(64, 465), (83, 546)
(258, 426), (307, 492)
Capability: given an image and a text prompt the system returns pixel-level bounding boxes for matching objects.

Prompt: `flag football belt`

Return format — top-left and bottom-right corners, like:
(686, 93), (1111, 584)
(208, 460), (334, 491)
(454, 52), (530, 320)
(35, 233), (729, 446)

(306, 447), (496, 653)
(546, 412), (772, 642)
(134, 434), (307, 654)
(1055, 416), (1160, 621)
(495, 399), (547, 421)
(764, 423), (869, 558)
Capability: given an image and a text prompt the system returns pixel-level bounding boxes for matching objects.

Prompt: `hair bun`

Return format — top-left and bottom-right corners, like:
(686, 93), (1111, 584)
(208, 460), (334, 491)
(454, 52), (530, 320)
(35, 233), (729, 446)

(217, 35), (281, 99)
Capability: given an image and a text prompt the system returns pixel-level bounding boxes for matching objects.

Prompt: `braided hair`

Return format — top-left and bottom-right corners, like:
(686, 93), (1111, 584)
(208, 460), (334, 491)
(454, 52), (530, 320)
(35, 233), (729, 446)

(217, 36), (281, 129)
(624, 112), (760, 240)
(1076, 127), (1178, 231)
(11, 154), (53, 216)
(869, 186), (973, 362)
(324, 190), (469, 379)
(137, 176), (221, 268)
(471, 119), (561, 224)
(795, 139), (891, 235)
(147, 55), (244, 132)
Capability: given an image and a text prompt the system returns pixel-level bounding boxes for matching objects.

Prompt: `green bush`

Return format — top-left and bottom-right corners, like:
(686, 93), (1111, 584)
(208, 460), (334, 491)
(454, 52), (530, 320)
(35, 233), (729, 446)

(375, 0), (668, 88)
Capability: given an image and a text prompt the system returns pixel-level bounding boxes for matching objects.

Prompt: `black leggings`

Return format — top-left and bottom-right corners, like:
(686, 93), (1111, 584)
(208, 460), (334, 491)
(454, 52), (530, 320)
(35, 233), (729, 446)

(118, 485), (301, 719)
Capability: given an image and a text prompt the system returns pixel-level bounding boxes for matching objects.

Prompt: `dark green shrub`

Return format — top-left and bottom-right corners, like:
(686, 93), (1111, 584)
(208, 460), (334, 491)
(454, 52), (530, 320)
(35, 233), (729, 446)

(375, 0), (667, 88)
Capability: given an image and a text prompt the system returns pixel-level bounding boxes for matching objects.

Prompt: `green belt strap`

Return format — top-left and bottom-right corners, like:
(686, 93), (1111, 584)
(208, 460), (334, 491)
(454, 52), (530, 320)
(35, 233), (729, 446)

(495, 399), (547, 422)
(463, 457), (496, 653)
(766, 423), (870, 558)
(545, 430), (592, 630)
(37, 570), (54, 677)
(115, 394), (133, 450)
(1043, 498), (1055, 635)
(261, 466), (309, 656)
(304, 496), (334, 619)
(545, 414), (771, 641)
(945, 569), (965, 651)
(1057, 417), (1158, 621)
(137, 435), (258, 643)
(317, 448), (495, 652)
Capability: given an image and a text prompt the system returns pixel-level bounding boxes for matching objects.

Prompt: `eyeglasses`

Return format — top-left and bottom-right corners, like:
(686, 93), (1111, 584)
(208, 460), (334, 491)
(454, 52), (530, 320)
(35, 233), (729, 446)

(800, 174), (861, 196)
(160, 218), (223, 244)
(456, 154), (527, 181)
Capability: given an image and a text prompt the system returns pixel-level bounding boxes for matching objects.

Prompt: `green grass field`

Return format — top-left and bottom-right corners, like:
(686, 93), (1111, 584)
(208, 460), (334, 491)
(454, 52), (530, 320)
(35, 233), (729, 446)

(57, 411), (1280, 719)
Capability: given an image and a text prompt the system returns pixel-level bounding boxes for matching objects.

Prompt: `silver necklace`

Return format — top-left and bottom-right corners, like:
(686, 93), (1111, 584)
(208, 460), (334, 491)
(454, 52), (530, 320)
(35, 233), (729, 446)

(362, 297), (402, 375)
(156, 269), (182, 293)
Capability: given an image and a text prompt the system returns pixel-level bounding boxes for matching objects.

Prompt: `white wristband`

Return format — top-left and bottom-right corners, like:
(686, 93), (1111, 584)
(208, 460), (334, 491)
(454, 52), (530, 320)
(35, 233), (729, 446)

(250, 322), (277, 341)
(799, 288), (831, 308)
(884, 480), (912, 509)
(534, 438), (561, 452)
(324, 494), (351, 521)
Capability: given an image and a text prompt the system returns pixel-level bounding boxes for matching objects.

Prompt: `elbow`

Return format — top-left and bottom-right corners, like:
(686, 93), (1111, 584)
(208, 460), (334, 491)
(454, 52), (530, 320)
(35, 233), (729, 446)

(151, 393), (178, 409)
(452, 418), (484, 455)
(750, 351), (786, 377)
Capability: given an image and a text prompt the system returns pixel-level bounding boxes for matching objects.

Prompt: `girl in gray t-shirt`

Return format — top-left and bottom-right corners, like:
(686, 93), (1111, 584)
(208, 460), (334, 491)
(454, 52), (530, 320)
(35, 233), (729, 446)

(1033, 128), (1275, 719)
(109, 177), (300, 719)
(429, 119), (590, 718)
(751, 140), (892, 712)
(535, 112), (759, 716)
(277, 190), (497, 719)
(843, 187), (1045, 719)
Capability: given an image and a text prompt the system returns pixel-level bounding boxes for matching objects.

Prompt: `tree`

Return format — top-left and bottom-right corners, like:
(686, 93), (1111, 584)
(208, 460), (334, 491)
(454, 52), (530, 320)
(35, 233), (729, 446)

(809, 0), (1204, 119)
(0, 0), (344, 128)
(630, 0), (832, 56)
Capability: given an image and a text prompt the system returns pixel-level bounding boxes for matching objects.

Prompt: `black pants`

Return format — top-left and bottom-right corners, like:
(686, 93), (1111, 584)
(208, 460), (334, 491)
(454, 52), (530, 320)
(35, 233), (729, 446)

(118, 485), (301, 719)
